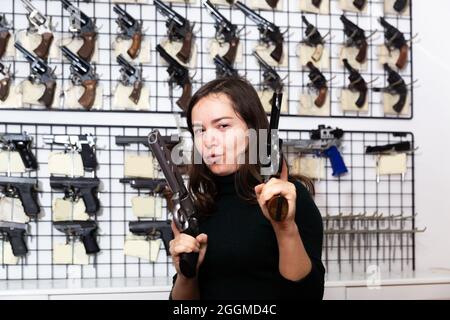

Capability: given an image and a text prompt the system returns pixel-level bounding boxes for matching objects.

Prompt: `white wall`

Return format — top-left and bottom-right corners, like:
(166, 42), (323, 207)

(1, 0), (449, 273)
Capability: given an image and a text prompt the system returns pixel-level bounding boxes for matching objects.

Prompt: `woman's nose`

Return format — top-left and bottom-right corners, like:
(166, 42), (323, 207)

(203, 129), (219, 149)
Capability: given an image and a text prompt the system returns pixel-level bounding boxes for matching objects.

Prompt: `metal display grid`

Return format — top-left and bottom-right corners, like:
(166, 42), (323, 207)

(0, 122), (417, 279)
(0, 0), (414, 119)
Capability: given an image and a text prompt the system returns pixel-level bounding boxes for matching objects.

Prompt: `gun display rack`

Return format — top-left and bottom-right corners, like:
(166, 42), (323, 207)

(0, 122), (417, 279)
(0, 0), (414, 119)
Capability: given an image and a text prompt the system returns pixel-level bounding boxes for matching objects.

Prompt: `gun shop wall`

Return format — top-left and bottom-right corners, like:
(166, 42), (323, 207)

(0, 0), (450, 300)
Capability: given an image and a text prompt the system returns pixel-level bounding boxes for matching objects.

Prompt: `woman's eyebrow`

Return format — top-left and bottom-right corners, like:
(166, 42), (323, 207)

(211, 117), (233, 124)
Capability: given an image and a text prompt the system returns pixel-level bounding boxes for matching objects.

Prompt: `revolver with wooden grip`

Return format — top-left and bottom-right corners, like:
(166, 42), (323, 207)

(117, 54), (144, 105)
(261, 92), (289, 222)
(340, 15), (368, 64)
(148, 129), (200, 279)
(154, 0), (195, 64)
(61, 46), (99, 110)
(306, 61), (328, 108)
(0, 62), (12, 102)
(301, 15), (325, 62)
(379, 17), (409, 70)
(21, 0), (55, 60)
(343, 58), (368, 109)
(61, 0), (98, 62)
(113, 5), (143, 60)
(203, 0), (240, 65)
(235, 1), (284, 64)
(15, 42), (57, 108)
(0, 14), (12, 60)
(156, 44), (192, 112)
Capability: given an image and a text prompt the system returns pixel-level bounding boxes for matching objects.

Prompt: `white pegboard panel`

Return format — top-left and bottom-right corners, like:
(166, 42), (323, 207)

(0, 122), (417, 279)
(0, 0), (414, 119)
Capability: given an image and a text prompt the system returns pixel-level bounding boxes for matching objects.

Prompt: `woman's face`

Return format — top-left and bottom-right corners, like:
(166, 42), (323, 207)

(191, 93), (249, 176)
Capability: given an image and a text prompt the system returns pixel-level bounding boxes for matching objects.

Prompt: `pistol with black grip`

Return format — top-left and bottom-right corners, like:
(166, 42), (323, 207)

(0, 222), (28, 257)
(49, 176), (100, 215)
(0, 176), (40, 218)
(0, 132), (38, 170)
(156, 44), (192, 112)
(373, 63), (407, 114)
(53, 220), (100, 254)
(343, 59), (368, 109)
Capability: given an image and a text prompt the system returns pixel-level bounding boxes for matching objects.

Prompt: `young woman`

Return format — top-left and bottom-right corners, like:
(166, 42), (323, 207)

(168, 77), (325, 300)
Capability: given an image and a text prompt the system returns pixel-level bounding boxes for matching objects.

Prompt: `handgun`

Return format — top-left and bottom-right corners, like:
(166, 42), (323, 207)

(253, 51), (284, 94)
(21, 0), (55, 60)
(301, 15), (324, 62)
(49, 176), (100, 215)
(306, 61), (328, 108)
(0, 176), (40, 217)
(156, 44), (192, 112)
(342, 59), (368, 109)
(61, 0), (98, 62)
(15, 42), (57, 108)
(43, 134), (97, 171)
(113, 5), (143, 60)
(203, 0), (240, 64)
(53, 220), (100, 254)
(213, 54), (239, 78)
(61, 46), (99, 110)
(340, 15), (368, 64)
(148, 129), (199, 278)
(366, 141), (412, 155)
(129, 220), (173, 256)
(0, 62), (12, 102)
(260, 92), (289, 222)
(373, 63), (407, 114)
(0, 14), (12, 59)
(154, 0), (195, 64)
(0, 132), (38, 170)
(235, 1), (284, 63)
(379, 17), (409, 69)
(0, 221), (28, 257)
(117, 54), (144, 105)
(283, 125), (348, 177)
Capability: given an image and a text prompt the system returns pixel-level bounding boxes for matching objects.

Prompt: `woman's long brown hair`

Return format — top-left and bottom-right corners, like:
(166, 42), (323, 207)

(186, 77), (314, 217)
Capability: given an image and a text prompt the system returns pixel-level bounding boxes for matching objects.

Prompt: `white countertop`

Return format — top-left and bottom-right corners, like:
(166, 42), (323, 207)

(1, 269), (450, 297)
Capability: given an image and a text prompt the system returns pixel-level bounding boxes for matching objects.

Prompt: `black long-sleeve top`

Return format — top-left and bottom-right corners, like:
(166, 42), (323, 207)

(170, 173), (325, 300)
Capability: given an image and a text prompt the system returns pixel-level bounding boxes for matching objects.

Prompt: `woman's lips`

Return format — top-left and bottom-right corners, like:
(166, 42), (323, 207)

(205, 154), (223, 164)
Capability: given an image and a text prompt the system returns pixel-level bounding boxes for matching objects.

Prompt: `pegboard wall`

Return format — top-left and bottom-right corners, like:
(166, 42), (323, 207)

(0, 122), (418, 279)
(0, 0), (414, 119)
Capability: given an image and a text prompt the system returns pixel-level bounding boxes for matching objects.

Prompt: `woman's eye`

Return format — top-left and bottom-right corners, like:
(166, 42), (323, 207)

(193, 128), (204, 135)
(218, 124), (229, 130)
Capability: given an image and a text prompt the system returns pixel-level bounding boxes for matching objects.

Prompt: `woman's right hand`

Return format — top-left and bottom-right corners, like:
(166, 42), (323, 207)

(169, 221), (208, 278)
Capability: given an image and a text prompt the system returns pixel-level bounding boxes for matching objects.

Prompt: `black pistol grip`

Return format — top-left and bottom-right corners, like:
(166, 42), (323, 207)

(82, 232), (100, 254)
(179, 251), (199, 278)
(80, 186), (100, 215)
(9, 229), (28, 257)
(15, 142), (38, 170)
(16, 185), (40, 217)
(80, 143), (97, 171)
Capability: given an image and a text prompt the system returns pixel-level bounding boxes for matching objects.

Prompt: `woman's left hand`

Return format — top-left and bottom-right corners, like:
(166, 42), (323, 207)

(255, 178), (297, 229)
